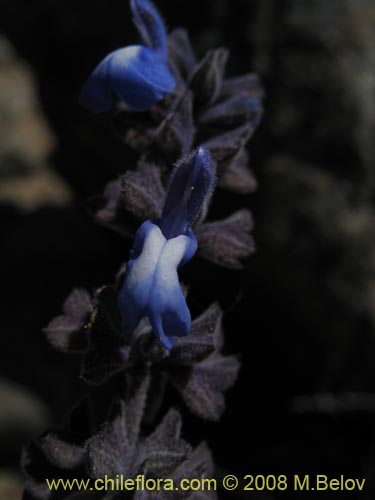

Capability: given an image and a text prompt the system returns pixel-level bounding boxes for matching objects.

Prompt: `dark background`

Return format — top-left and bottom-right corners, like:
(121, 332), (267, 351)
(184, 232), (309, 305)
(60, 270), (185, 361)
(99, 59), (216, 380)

(0, 0), (374, 499)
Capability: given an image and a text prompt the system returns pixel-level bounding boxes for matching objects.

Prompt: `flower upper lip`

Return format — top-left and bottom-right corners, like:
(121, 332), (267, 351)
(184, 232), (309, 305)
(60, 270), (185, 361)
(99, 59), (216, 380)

(159, 147), (215, 239)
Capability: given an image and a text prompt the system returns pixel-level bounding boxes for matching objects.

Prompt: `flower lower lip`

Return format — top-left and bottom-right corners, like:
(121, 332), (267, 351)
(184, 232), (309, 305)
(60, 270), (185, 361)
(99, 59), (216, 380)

(118, 221), (196, 349)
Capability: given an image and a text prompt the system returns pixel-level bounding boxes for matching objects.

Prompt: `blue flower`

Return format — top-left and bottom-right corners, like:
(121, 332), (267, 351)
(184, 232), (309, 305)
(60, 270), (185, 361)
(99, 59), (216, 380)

(80, 0), (175, 113)
(118, 147), (214, 349)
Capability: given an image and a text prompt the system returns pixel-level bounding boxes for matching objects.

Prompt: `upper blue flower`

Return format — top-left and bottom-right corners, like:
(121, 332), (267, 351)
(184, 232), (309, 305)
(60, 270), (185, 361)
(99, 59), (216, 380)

(118, 147), (215, 349)
(80, 0), (175, 113)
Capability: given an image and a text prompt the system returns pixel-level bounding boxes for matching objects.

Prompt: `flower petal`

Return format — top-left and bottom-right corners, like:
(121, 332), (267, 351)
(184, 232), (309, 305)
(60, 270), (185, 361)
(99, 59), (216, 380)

(148, 233), (197, 349)
(79, 53), (113, 113)
(131, 0), (168, 58)
(159, 147), (215, 239)
(80, 45), (175, 112)
(118, 220), (165, 336)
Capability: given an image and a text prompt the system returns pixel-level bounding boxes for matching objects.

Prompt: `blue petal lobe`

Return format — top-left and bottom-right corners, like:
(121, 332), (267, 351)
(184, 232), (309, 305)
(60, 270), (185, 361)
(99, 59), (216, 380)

(148, 234), (194, 348)
(80, 46), (175, 113)
(79, 55), (113, 113)
(118, 221), (164, 337)
(150, 306), (190, 350)
(179, 229), (198, 266)
(159, 147), (215, 238)
(110, 46), (175, 111)
(131, 0), (168, 58)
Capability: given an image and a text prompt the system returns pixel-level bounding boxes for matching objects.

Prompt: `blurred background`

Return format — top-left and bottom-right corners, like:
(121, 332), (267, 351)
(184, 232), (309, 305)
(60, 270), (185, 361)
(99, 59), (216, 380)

(0, 0), (374, 498)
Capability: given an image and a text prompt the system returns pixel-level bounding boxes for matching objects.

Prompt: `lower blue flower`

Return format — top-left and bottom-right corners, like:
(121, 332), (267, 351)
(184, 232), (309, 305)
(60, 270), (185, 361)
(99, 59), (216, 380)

(118, 147), (214, 349)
